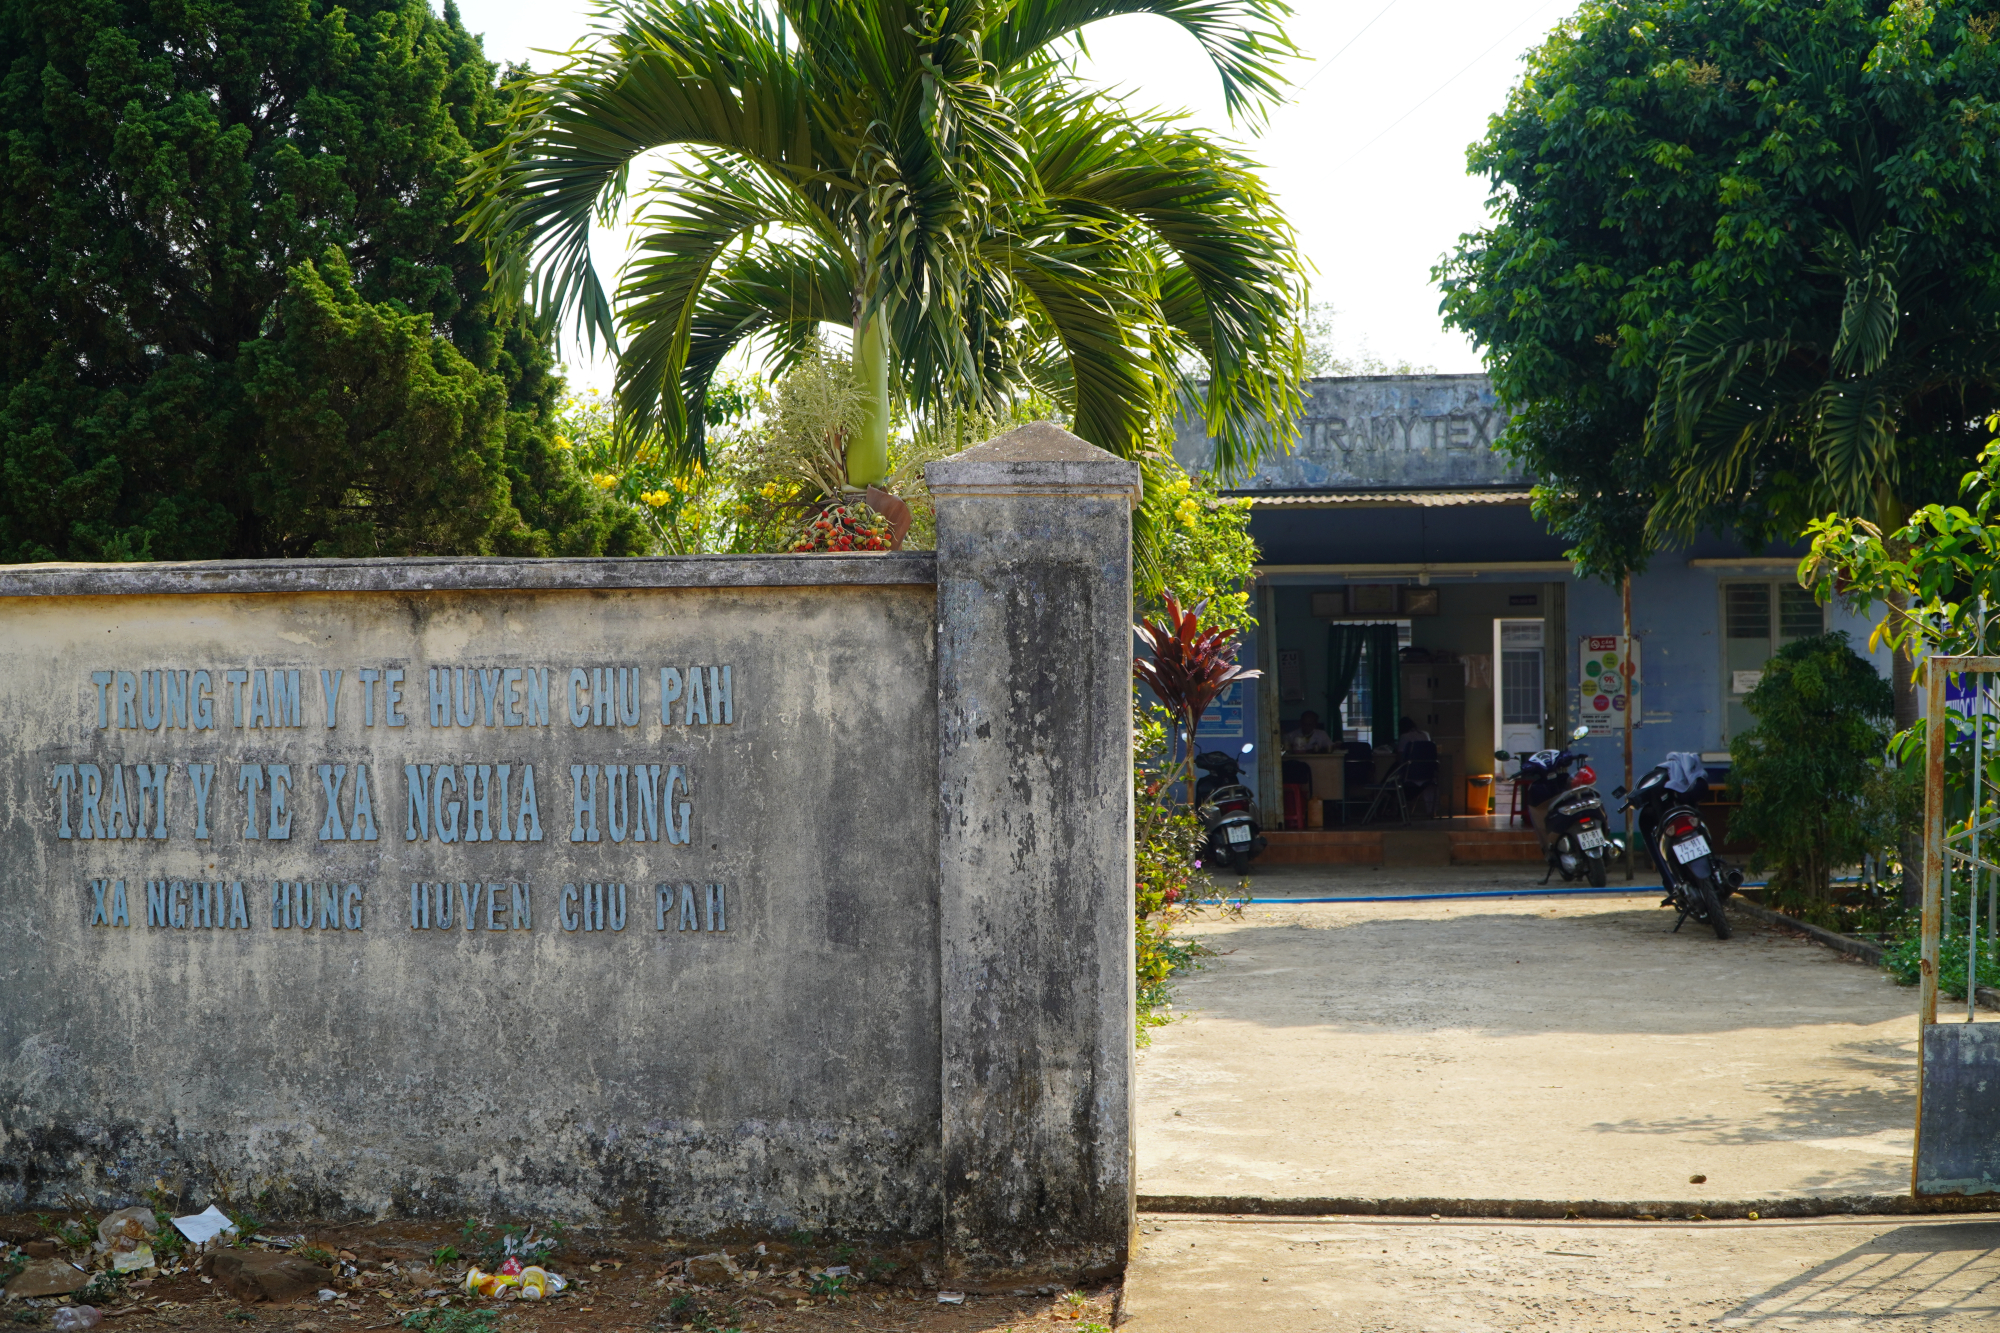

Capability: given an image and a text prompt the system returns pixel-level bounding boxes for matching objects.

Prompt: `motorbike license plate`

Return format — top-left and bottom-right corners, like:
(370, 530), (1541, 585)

(1576, 827), (1607, 850)
(1672, 834), (1712, 864)
(1226, 824), (1252, 844)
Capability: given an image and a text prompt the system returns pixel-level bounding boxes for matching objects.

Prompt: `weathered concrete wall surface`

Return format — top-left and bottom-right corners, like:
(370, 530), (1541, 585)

(0, 442), (1141, 1268)
(930, 427), (1140, 1272)
(1174, 374), (1521, 490)
(0, 557), (944, 1237)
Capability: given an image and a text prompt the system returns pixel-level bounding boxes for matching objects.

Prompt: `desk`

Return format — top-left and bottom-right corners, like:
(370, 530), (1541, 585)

(1288, 753), (1344, 801)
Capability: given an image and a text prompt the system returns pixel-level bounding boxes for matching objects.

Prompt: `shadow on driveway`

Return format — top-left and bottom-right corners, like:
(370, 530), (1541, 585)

(1720, 1221), (2000, 1326)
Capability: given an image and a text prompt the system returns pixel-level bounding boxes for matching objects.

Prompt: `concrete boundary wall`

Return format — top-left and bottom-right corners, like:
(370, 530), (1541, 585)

(0, 425), (1138, 1274)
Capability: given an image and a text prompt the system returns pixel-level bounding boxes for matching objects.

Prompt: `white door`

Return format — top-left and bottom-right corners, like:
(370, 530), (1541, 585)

(1494, 619), (1545, 775)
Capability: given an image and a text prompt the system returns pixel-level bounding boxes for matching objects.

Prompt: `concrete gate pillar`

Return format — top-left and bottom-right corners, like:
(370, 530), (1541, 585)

(928, 423), (1142, 1272)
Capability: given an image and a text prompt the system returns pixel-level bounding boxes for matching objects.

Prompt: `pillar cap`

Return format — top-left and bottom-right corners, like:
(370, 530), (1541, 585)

(925, 422), (1142, 506)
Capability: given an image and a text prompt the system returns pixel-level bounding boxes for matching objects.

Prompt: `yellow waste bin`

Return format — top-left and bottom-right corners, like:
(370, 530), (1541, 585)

(1465, 773), (1495, 816)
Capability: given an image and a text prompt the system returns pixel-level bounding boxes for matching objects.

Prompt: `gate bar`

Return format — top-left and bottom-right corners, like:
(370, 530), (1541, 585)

(1917, 653), (2000, 1195)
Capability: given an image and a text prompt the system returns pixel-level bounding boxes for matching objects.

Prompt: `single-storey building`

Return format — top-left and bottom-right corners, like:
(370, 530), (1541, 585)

(1174, 373), (1891, 825)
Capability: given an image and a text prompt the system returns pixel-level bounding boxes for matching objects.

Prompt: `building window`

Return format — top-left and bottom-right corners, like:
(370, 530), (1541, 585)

(1337, 620), (1412, 744)
(1722, 581), (1824, 740)
(1501, 647), (1544, 726)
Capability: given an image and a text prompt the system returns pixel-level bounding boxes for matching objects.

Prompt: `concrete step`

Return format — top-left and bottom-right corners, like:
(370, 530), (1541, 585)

(1449, 831), (1544, 864)
(1258, 831), (1381, 865)
(1259, 828), (1548, 866)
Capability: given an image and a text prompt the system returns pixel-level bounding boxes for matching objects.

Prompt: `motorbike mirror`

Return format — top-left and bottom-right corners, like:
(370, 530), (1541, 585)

(1493, 749), (1510, 761)
(1571, 724), (1591, 741)
(1241, 743), (1254, 754)
(1612, 785), (1626, 798)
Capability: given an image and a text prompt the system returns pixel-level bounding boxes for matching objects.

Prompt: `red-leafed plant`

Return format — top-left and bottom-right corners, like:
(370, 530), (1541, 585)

(1134, 592), (1262, 804)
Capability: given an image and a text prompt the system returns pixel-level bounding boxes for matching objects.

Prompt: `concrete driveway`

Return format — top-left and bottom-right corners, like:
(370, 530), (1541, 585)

(1122, 1213), (2000, 1332)
(1139, 866), (1920, 1204)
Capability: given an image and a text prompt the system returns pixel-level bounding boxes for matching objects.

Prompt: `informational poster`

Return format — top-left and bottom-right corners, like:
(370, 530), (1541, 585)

(1277, 649), (1304, 703)
(1197, 679), (1247, 739)
(1945, 669), (1995, 715)
(1579, 636), (1641, 735)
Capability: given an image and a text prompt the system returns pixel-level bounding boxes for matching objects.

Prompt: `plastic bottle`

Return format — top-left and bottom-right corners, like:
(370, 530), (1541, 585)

(52, 1308), (103, 1331)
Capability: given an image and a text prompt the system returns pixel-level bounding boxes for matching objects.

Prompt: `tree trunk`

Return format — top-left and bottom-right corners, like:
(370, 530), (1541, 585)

(848, 309), (891, 488)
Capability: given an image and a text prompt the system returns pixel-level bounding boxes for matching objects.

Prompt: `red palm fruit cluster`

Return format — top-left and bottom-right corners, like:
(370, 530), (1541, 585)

(790, 502), (892, 553)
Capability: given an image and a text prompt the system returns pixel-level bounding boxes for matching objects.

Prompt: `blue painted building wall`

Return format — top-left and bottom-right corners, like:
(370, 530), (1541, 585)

(1565, 557), (1890, 779)
(1175, 373), (1895, 818)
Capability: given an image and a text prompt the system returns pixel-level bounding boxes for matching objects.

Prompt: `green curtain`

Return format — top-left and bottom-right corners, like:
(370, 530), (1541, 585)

(1325, 624), (1367, 735)
(1367, 622), (1401, 744)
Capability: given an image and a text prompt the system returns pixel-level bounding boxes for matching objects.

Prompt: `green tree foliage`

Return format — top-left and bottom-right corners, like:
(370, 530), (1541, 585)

(467, 0), (1307, 487)
(1807, 434), (2000, 661)
(1137, 469), (1259, 633)
(0, 0), (644, 560)
(558, 352), (1028, 553)
(1127, 463), (1256, 1036)
(1132, 701), (1216, 1040)
(1436, 0), (2000, 579)
(1730, 632), (1894, 898)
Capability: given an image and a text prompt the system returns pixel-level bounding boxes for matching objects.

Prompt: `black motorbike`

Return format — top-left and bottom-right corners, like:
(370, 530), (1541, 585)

(1195, 747), (1266, 873)
(1498, 726), (1612, 887)
(1615, 760), (1741, 940)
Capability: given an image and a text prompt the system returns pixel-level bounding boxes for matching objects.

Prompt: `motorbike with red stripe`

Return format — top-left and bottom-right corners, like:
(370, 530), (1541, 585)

(1500, 725), (1614, 887)
(1615, 762), (1742, 940)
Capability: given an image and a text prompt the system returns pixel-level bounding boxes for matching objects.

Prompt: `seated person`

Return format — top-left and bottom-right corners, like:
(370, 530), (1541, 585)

(1343, 739), (1378, 791)
(1285, 710), (1336, 753)
(1396, 717), (1440, 816)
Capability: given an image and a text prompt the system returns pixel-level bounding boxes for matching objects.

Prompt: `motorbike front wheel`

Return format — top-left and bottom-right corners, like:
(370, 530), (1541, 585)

(1696, 877), (1733, 940)
(1585, 850), (1607, 888)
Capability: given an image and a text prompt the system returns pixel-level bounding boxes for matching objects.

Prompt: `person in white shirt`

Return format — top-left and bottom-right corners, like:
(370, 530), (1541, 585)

(1286, 710), (1336, 753)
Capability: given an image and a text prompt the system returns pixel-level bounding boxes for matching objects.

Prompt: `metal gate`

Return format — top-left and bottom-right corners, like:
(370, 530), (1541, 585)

(1915, 653), (2000, 1195)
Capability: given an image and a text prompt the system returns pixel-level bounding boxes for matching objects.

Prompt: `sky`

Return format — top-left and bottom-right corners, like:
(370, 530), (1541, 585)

(454, 0), (1582, 388)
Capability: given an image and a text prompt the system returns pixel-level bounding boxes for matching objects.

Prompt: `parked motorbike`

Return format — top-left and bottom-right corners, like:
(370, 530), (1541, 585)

(1497, 725), (1612, 887)
(1615, 757), (1742, 940)
(1195, 746), (1266, 873)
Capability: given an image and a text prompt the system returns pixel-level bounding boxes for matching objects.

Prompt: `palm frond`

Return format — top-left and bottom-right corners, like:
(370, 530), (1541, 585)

(460, 0), (829, 348)
(1000, 233), (1164, 458)
(986, 0), (1299, 124)
(615, 155), (851, 463)
(1812, 377), (1900, 512)
(1828, 231), (1903, 378)
(1028, 96), (1303, 475)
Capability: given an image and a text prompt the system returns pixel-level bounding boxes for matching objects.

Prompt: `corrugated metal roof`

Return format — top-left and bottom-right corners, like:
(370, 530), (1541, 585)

(1233, 488), (1535, 508)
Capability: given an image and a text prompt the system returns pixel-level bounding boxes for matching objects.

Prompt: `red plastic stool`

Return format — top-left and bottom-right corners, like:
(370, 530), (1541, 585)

(1507, 774), (1531, 827)
(1283, 783), (1308, 831)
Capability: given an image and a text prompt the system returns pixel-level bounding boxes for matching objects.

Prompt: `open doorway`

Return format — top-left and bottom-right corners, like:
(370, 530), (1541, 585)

(1267, 581), (1561, 822)
(1494, 618), (1546, 776)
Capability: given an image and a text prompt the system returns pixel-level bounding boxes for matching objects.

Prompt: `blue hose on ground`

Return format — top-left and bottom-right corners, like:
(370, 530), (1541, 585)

(1224, 881), (1775, 906)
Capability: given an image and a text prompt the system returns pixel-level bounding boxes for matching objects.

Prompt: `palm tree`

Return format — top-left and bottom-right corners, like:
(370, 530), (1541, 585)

(463, 0), (1306, 486)
(1646, 226), (2000, 551)
(1645, 225), (2000, 692)
(1645, 219), (2000, 908)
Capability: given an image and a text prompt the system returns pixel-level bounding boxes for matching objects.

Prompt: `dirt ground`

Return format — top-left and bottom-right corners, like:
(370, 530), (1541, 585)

(0, 1216), (1118, 1333)
(10, 867), (1983, 1331)
(1143, 870), (1919, 1203)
